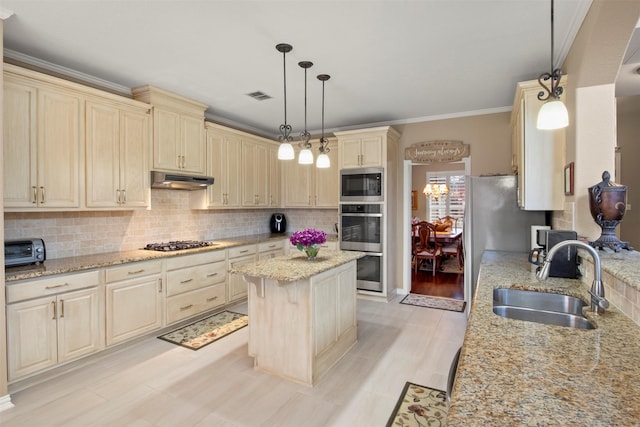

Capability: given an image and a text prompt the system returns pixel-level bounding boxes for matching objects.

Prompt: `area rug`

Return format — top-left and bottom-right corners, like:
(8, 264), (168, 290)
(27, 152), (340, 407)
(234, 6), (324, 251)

(158, 311), (248, 350)
(386, 382), (448, 427)
(400, 294), (466, 313)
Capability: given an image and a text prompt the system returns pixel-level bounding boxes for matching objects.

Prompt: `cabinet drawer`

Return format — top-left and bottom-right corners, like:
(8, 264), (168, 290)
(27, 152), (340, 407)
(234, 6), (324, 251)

(228, 244), (257, 258)
(6, 270), (100, 303)
(105, 260), (163, 283)
(166, 261), (226, 296)
(166, 250), (226, 271)
(166, 283), (226, 324)
(258, 240), (285, 253)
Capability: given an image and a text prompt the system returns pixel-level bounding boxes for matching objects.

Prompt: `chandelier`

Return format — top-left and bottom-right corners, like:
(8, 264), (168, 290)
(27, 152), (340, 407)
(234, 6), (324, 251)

(423, 182), (449, 201)
(536, 0), (569, 130)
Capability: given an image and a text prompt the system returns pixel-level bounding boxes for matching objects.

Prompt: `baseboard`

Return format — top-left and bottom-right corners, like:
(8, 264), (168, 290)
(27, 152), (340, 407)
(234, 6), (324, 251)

(0, 394), (15, 412)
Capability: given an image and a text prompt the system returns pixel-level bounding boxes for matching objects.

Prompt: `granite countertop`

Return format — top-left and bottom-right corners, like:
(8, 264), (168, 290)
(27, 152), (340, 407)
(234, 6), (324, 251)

(5, 233), (298, 282)
(446, 250), (640, 426)
(229, 249), (364, 282)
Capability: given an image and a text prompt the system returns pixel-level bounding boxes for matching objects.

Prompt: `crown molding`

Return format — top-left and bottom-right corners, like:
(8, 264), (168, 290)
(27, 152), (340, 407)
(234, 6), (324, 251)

(3, 49), (132, 96)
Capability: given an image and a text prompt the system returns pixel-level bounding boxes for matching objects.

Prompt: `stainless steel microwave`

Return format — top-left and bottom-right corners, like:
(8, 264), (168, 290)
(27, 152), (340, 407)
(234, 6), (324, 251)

(340, 167), (383, 202)
(4, 238), (46, 267)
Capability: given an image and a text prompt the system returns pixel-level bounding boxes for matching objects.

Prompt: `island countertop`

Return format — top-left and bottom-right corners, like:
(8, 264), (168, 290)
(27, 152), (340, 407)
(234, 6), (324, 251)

(446, 250), (640, 426)
(229, 250), (365, 282)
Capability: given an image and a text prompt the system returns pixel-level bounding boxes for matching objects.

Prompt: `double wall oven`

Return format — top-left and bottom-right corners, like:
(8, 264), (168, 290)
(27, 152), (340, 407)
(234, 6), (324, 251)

(339, 177), (384, 293)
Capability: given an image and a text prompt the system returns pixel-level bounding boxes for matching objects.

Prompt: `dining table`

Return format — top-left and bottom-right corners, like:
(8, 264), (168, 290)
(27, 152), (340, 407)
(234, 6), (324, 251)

(412, 225), (463, 244)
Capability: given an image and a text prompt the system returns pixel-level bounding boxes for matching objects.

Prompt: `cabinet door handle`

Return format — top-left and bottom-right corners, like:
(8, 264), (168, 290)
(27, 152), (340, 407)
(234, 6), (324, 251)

(116, 189), (121, 204)
(180, 304), (193, 311)
(206, 296), (218, 302)
(122, 189), (126, 204)
(32, 186), (37, 204)
(177, 155), (181, 168)
(181, 156), (186, 168)
(206, 272), (218, 277)
(40, 186), (45, 204)
(180, 278), (194, 284)
(128, 269), (145, 275)
(60, 300), (64, 318)
(52, 301), (57, 320)
(158, 278), (163, 293)
(239, 250), (249, 254)
(45, 283), (70, 290)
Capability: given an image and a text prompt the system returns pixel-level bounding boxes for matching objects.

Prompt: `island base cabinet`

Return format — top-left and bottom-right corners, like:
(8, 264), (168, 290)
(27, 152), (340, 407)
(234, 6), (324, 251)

(246, 260), (357, 386)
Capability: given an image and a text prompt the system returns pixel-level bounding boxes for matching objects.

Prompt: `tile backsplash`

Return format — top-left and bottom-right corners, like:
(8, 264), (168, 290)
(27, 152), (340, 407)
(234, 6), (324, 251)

(4, 190), (339, 259)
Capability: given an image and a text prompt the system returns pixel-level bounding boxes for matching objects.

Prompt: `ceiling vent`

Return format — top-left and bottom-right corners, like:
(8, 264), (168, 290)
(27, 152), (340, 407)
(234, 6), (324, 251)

(247, 91), (272, 101)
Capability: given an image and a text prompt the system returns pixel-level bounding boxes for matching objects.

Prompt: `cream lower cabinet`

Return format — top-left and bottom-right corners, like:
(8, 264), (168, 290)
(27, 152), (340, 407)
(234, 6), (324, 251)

(6, 270), (102, 382)
(283, 139), (338, 208)
(85, 100), (151, 208)
(105, 260), (163, 346)
(165, 251), (227, 325)
(4, 66), (82, 210)
(228, 244), (258, 302)
(258, 240), (286, 260)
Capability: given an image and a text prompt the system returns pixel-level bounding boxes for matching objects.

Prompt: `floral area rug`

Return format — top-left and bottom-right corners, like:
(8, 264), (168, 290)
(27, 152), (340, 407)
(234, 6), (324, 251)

(386, 382), (448, 427)
(400, 294), (466, 313)
(158, 311), (248, 350)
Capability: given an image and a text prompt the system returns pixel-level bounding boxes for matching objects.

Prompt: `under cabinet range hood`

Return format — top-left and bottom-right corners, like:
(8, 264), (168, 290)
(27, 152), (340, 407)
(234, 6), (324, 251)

(151, 171), (214, 191)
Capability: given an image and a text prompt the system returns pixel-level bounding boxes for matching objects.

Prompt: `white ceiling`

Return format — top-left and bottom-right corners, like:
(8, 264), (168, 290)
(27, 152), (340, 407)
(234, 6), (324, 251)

(4, 0), (635, 140)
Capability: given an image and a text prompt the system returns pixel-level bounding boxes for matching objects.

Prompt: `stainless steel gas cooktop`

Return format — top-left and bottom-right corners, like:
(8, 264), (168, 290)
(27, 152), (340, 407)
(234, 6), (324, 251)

(143, 240), (216, 252)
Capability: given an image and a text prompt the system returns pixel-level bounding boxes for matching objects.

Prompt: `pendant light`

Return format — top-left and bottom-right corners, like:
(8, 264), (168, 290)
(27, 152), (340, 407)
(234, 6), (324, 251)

(316, 74), (331, 168)
(298, 61), (314, 165)
(276, 43), (295, 160)
(536, 0), (569, 130)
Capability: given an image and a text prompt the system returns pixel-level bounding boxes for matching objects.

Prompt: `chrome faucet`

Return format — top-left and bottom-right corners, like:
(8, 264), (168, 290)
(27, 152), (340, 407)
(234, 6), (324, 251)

(536, 240), (609, 314)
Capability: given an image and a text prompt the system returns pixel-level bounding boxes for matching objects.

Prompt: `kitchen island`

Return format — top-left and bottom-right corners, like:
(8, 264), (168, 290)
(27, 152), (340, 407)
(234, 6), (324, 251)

(229, 250), (364, 386)
(447, 250), (640, 426)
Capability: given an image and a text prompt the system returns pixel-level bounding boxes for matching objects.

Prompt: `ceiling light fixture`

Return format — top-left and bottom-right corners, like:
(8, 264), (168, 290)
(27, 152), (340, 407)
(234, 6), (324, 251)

(316, 74), (331, 169)
(536, 0), (569, 130)
(298, 61), (314, 165)
(276, 43), (295, 160)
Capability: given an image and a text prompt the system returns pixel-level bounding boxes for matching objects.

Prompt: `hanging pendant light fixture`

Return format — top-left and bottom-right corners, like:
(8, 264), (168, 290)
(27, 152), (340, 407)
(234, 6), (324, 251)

(536, 0), (569, 130)
(276, 43), (295, 160)
(297, 61), (314, 165)
(316, 74), (331, 169)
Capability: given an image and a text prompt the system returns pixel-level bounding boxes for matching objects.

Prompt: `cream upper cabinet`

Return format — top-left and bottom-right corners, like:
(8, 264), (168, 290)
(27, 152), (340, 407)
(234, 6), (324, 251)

(511, 79), (566, 211)
(242, 137), (270, 207)
(204, 123), (242, 208)
(268, 144), (281, 207)
(338, 134), (383, 168)
(85, 100), (151, 208)
(283, 139), (339, 208)
(132, 85), (207, 175)
(4, 68), (81, 210)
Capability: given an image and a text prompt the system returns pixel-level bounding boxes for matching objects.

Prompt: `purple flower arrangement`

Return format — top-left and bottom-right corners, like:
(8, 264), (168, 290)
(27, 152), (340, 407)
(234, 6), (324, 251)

(290, 228), (327, 250)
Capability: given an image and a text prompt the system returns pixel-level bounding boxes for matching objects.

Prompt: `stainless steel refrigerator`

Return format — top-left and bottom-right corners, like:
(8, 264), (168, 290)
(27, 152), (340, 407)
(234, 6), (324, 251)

(463, 175), (546, 306)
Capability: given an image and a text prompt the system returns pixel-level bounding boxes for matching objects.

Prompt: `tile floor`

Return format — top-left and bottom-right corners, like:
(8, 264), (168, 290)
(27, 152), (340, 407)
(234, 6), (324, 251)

(0, 294), (467, 427)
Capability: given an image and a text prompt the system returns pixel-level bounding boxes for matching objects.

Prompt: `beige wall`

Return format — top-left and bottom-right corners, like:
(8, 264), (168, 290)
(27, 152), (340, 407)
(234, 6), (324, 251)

(617, 95), (640, 249)
(562, 0), (640, 240)
(395, 111), (512, 177)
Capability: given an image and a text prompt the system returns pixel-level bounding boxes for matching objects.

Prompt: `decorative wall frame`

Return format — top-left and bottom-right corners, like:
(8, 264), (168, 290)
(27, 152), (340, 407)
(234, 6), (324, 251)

(564, 162), (574, 195)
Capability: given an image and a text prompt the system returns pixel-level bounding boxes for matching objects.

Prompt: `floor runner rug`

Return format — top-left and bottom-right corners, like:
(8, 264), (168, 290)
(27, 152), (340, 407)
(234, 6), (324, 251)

(386, 382), (448, 427)
(158, 310), (248, 350)
(400, 294), (466, 313)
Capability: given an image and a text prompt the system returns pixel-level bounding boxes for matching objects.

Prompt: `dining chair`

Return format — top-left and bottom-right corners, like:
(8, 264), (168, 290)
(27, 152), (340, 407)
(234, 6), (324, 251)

(442, 235), (464, 270)
(413, 224), (443, 275)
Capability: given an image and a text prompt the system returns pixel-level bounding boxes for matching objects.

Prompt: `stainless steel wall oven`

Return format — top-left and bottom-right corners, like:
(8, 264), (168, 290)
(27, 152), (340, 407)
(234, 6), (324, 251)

(340, 203), (383, 292)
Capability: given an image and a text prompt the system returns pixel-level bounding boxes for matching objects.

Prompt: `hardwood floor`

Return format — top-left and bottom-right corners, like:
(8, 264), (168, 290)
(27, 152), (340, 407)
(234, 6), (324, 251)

(1, 296), (467, 427)
(411, 261), (465, 300)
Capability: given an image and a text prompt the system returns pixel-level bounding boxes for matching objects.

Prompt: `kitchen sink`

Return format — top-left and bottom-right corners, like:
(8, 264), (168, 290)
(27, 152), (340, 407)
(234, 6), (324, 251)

(492, 288), (596, 330)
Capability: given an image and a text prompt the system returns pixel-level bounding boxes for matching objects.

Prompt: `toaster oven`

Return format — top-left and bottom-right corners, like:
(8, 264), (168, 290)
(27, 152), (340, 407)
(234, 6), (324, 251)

(4, 238), (46, 267)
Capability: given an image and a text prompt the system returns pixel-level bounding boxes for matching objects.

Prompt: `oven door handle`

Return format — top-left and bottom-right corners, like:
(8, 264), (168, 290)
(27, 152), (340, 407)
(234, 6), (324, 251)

(339, 213), (383, 218)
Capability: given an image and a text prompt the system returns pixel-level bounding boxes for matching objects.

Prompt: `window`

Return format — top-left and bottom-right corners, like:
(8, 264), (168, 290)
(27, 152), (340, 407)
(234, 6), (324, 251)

(426, 172), (465, 226)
